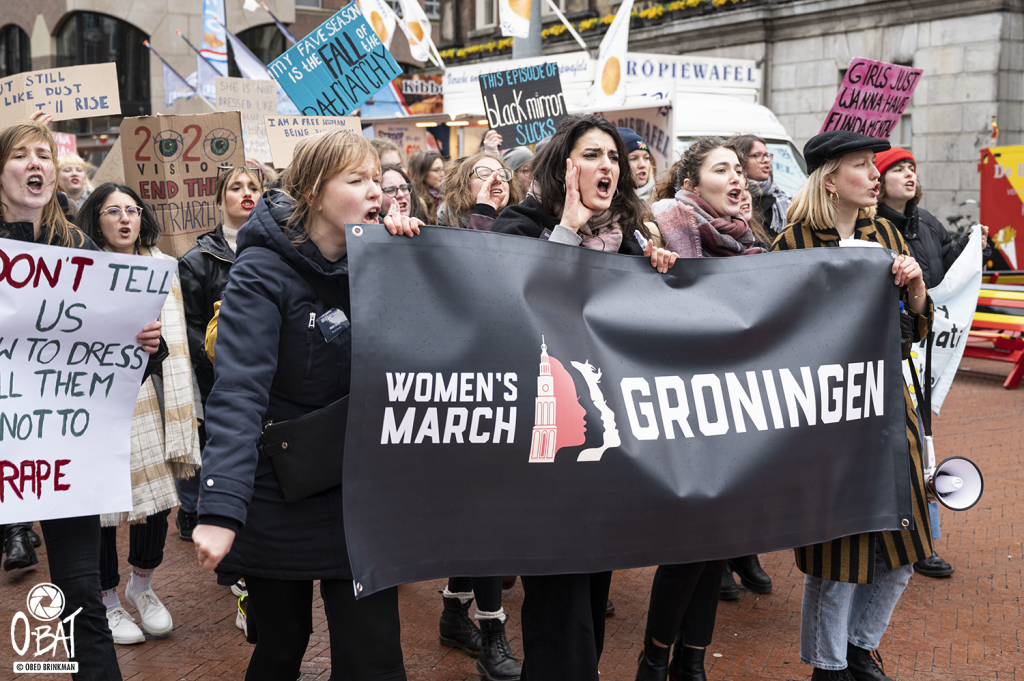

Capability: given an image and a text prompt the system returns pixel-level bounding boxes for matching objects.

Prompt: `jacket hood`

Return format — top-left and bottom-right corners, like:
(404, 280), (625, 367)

(236, 189), (348, 278)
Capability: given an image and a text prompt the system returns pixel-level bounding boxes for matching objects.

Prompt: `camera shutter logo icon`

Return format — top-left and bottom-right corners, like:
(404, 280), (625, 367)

(27, 583), (65, 621)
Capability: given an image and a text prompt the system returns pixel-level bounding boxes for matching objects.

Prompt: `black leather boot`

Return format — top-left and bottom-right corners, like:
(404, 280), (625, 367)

(636, 635), (670, 681)
(439, 594), (483, 657)
(846, 643), (894, 681)
(810, 668), (857, 681)
(476, 617), (522, 681)
(727, 555), (772, 593)
(720, 569), (739, 600)
(668, 643), (707, 681)
(27, 526), (41, 548)
(4, 525), (38, 572)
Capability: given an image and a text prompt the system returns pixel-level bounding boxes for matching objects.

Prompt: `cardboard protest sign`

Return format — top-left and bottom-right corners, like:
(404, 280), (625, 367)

(121, 112), (245, 257)
(821, 58), (923, 138)
(215, 77), (276, 164)
(595, 105), (675, 177)
(267, 2), (402, 117)
(53, 132), (77, 157)
(264, 115), (361, 167)
(0, 241), (175, 524)
(373, 122), (430, 158)
(91, 137), (124, 187)
(479, 62), (567, 146)
(0, 64), (121, 127)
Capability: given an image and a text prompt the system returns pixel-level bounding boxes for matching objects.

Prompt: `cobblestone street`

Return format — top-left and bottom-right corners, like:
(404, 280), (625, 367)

(3, 356), (1020, 681)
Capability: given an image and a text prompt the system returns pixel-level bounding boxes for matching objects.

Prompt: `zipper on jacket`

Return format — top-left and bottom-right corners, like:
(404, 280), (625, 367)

(305, 312), (316, 376)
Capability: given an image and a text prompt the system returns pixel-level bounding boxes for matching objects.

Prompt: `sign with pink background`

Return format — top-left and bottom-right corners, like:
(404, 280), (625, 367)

(820, 58), (923, 139)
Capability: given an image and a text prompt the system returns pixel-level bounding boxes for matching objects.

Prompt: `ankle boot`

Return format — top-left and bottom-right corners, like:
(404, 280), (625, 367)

(846, 643), (894, 681)
(636, 635), (670, 681)
(439, 594), (483, 657)
(727, 555), (772, 593)
(668, 643), (707, 681)
(810, 668), (857, 681)
(720, 569), (739, 601)
(476, 617), (521, 681)
(4, 525), (38, 572)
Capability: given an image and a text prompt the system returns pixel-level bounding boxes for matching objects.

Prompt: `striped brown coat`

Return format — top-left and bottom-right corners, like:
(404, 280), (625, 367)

(771, 215), (934, 584)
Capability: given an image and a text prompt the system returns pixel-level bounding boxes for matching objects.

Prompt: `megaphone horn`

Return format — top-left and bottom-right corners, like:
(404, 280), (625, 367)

(927, 456), (984, 511)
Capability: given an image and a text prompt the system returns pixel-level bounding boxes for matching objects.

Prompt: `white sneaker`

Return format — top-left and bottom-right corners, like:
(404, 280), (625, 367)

(106, 607), (145, 645)
(231, 579), (247, 597)
(235, 594), (248, 636)
(125, 587), (173, 638)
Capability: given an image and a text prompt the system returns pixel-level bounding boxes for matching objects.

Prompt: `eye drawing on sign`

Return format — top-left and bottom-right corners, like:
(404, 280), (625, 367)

(152, 130), (184, 162)
(203, 128), (238, 162)
(569, 360), (621, 462)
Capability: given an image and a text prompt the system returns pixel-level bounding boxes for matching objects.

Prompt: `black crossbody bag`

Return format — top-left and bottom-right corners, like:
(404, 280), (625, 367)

(258, 270), (350, 503)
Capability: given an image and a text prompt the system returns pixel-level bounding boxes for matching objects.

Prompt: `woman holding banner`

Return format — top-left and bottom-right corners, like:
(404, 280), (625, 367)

(190, 130), (421, 681)
(491, 114), (678, 681)
(771, 130), (934, 681)
(0, 117), (164, 681)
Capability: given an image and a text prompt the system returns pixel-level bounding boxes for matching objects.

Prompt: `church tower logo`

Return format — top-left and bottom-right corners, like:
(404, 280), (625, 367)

(528, 337), (620, 463)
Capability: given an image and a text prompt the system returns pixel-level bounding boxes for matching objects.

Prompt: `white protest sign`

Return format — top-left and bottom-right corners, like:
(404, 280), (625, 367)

(0, 241), (174, 524)
(903, 226), (982, 414)
(216, 76), (275, 164)
(263, 115), (361, 167)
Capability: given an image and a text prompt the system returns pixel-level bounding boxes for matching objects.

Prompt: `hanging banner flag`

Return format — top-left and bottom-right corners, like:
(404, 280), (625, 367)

(0, 64), (121, 128)
(499, 0), (532, 38)
(162, 61), (197, 107)
(395, 0), (433, 63)
(263, 115), (361, 167)
(216, 77), (275, 164)
(201, 0), (229, 75)
(340, 227), (913, 596)
(590, 0), (633, 108)
(820, 58), (922, 138)
(479, 63), (566, 146)
(979, 145), (1024, 271)
(120, 112), (246, 257)
(359, 0), (398, 49)
(903, 227), (983, 413)
(267, 3), (402, 117)
(0, 241), (175, 524)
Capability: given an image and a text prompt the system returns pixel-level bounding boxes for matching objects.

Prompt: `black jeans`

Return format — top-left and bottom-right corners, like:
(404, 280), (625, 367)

(447, 576), (503, 611)
(244, 576), (406, 681)
(98, 509), (170, 591)
(645, 560), (723, 647)
(519, 571), (612, 681)
(1, 516), (122, 681)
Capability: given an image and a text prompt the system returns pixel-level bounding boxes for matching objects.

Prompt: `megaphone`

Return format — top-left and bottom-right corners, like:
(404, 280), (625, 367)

(923, 436), (983, 511)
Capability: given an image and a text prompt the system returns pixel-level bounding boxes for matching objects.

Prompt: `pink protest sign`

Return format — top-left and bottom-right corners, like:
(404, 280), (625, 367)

(53, 131), (76, 156)
(820, 58), (923, 139)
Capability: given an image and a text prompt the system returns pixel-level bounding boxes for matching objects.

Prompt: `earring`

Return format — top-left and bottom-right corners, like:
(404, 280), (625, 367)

(828, 190), (837, 203)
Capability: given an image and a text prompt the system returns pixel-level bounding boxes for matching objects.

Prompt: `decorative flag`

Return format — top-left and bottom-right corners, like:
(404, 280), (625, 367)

(242, 0), (261, 11)
(163, 61), (197, 106)
(359, 0), (398, 49)
(197, 51), (221, 101)
(395, 0), (433, 64)
(499, 0), (532, 38)
(589, 0), (633, 108)
(260, 2), (298, 46)
(218, 20), (299, 114)
(201, 0), (229, 75)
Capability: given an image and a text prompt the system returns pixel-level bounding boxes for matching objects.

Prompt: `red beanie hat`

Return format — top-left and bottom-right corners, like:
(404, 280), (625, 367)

(874, 147), (915, 176)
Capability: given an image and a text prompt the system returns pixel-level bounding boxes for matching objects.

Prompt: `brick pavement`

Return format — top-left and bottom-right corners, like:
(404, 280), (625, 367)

(2, 356), (1020, 680)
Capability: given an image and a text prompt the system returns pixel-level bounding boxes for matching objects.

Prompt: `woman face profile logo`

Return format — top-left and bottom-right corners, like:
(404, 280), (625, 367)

(528, 339), (588, 463)
(549, 356), (587, 449)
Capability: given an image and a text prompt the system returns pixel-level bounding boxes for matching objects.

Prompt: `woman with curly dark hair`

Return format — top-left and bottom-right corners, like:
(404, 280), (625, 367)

(78, 182), (202, 647)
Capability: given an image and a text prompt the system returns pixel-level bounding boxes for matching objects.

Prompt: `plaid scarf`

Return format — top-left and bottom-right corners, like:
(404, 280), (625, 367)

(102, 246), (201, 526)
(750, 178), (791, 234)
(653, 189), (761, 257)
(528, 181), (623, 252)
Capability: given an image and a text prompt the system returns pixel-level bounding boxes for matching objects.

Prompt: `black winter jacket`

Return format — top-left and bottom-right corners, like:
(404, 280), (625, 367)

(197, 190), (355, 580)
(491, 196), (645, 255)
(877, 203), (969, 289)
(178, 225), (236, 405)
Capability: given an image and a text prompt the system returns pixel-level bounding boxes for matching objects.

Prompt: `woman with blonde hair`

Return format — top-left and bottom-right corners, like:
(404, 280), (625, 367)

(773, 131), (933, 681)
(191, 129), (420, 681)
(57, 152), (95, 208)
(436, 152), (521, 232)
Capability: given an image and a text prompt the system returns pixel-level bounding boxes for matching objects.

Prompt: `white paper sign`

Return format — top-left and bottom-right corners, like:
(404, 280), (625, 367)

(0, 241), (174, 523)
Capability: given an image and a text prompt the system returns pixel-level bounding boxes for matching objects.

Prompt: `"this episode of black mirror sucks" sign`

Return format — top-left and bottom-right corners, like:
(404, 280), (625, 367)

(478, 62), (567, 147)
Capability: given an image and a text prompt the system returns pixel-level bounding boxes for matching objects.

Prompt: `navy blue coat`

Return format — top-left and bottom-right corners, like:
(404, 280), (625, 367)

(197, 190), (354, 581)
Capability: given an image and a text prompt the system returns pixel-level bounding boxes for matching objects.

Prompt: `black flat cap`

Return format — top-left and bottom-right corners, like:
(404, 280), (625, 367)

(803, 131), (891, 174)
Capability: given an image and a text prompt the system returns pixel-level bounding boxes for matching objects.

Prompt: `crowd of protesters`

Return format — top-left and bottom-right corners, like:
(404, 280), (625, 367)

(0, 106), (988, 681)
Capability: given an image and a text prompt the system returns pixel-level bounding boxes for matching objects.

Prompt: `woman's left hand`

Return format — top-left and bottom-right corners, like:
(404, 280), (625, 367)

(645, 241), (679, 274)
(137, 321), (162, 354)
(384, 212), (423, 237)
(483, 130), (502, 155)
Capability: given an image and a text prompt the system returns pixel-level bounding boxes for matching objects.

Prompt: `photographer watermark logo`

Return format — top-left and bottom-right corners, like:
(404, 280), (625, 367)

(11, 582), (81, 674)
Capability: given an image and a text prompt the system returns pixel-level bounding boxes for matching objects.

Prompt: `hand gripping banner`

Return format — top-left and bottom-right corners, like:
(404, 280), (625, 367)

(343, 226), (914, 595)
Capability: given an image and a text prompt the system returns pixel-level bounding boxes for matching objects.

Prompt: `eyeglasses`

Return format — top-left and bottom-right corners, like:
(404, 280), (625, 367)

(382, 183), (412, 196)
(751, 152), (774, 162)
(474, 166), (512, 182)
(100, 206), (143, 219)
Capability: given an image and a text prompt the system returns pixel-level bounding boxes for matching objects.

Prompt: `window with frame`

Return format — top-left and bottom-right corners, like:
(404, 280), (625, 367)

(294, 0), (322, 8)
(476, 0), (497, 27)
(0, 24), (31, 79)
(55, 13), (150, 135)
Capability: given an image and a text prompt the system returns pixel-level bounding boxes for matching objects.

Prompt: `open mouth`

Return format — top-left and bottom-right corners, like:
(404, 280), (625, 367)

(727, 188), (742, 202)
(119, 227), (132, 238)
(905, 182), (915, 191)
(596, 177), (612, 197)
(365, 207), (379, 222)
(27, 175), (44, 192)
(240, 199), (255, 210)
(870, 182), (880, 196)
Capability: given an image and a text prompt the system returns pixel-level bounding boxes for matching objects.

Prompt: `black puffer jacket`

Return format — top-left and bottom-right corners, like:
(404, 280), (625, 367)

(178, 225), (236, 405)
(491, 195), (645, 255)
(877, 203), (969, 289)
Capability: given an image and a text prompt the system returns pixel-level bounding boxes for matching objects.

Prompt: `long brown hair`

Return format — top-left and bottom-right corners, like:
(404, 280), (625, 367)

(408, 151), (443, 222)
(440, 152), (522, 228)
(653, 158), (683, 202)
(381, 163), (428, 222)
(0, 122), (82, 246)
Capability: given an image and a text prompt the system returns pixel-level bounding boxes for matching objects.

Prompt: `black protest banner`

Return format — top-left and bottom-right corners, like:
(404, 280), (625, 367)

(479, 62), (567, 146)
(342, 227), (914, 595)
(820, 58), (923, 138)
